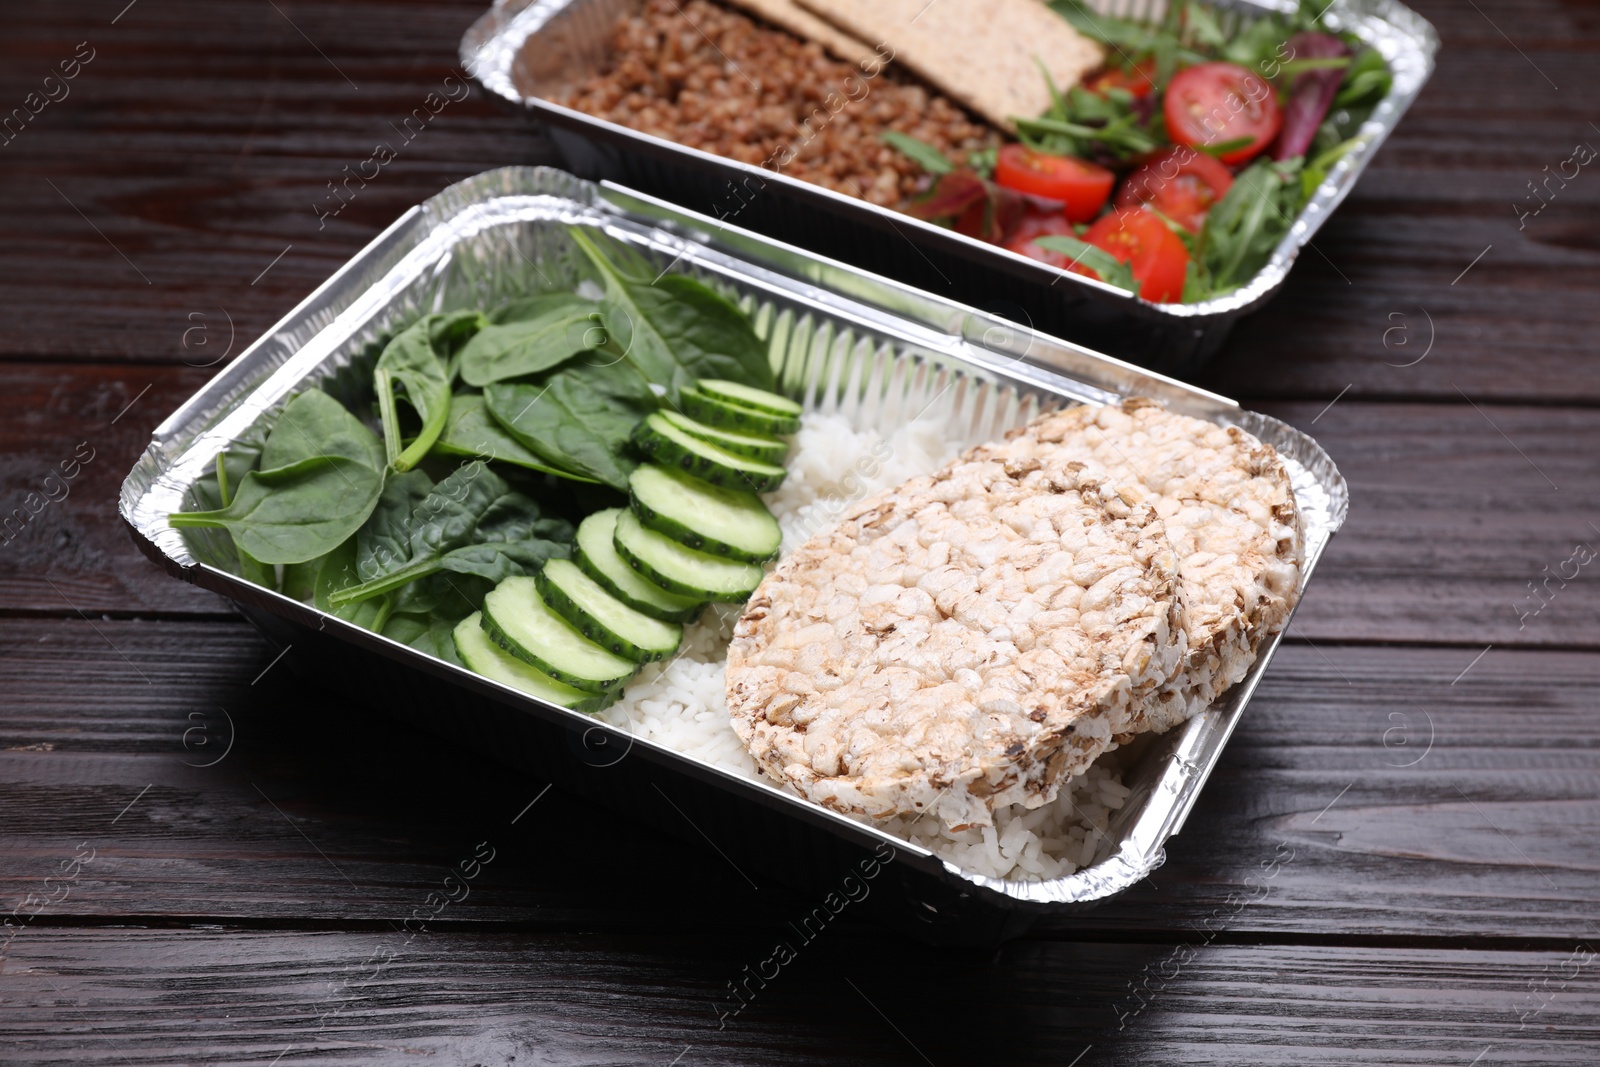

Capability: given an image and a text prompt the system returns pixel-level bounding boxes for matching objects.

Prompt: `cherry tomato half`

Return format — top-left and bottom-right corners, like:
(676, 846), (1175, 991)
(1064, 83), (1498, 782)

(1115, 146), (1235, 232)
(1086, 58), (1158, 99)
(1163, 61), (1282, 165)
(994, 145), (1115, 224)
(1003, 212), (1079, 269)
(1073, 207), (1190, 303)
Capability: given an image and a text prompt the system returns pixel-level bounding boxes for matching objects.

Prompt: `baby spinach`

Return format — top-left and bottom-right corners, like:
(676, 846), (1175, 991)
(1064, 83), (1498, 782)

(168, 455), (384, 565)
(457, 294), (603, 387)
(355, 468), (436, 585)
(376, 317), (453, 472)
(570, 227), (773, 400)
(381, 611), (465, 667)
(327, 461), (572, 607)
(484, 356), (657, 491)
(432, 393), (598, 482)
(311, 537), (394, 631)
(261, 389), (386, 472)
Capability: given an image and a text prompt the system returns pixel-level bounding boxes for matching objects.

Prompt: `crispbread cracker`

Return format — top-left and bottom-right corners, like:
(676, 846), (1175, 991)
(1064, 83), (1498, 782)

(793, 0), (1103, 131)
(722, 0), (883, 66)
(729, 460), (1186, 831)
(974, 399), (1303, 740)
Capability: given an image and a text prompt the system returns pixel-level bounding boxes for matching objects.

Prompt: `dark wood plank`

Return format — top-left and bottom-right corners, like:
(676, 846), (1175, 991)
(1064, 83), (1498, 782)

(0, 0), (1594, 407)
(0, 0), (554, 363)
(4, 618), (1597, 940)
(1262, 399), (1600, 647)
(3, 927), (1596, 1065)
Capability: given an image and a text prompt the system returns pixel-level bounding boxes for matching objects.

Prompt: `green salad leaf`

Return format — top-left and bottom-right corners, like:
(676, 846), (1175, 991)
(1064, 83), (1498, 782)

(484, 356), (659, 491)
(376, 317), (453, 472)
(327, 461), (571, 607)
(1196, 157), (1304, 294)
(570, 227), (773, 400)
(381, 611), (466, 667)
(457, 293), (604, 387)
(168, 455), (384, 566)
(432, 393), (599, 481)
(880, 131), (954, 175)
(260, 389), (386, 473)
(1032, 235), (1141, 295)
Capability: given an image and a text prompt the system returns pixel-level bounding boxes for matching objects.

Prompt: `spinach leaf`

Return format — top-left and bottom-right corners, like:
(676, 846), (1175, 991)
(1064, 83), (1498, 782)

(429, 310), (489, 358)
(168, 455), (385, 565)
(381, 611), (466, 667)
(260, 389), (386, 472)
(193, 419), (271, 513)
(484, 357), (657, 491)
(457, 294), (604, 387)
(312, 537), (394, 631)
(327, 461), (572, 607)
(570, 227), (773, 399)
(355, 468), (436, 586)
(376, 317), (453, 472)
(432, 393), (599, 482)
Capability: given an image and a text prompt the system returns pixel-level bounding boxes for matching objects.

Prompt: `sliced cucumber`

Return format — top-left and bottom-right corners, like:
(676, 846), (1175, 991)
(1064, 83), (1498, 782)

(613, 508), (765, 603)
(453, 613), (615, 713)
(575, 509), (704, 623)
(697, 379), (803, 420)
(632, 412), (787, 492)
(537, 558), (682, 664)
(661, 409), (787, 465)
(481, 576), (637, 694)
(629, 464), (780, 564)
(680, 387), (801, 436)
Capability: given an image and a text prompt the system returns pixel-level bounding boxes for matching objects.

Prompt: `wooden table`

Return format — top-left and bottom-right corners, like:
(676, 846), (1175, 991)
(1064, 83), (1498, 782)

(3, 1), (1597, 1062)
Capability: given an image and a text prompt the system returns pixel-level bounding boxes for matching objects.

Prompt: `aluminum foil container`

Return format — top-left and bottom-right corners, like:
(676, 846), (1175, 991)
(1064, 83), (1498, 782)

(459, 0), (1437, 376)
(121, 167), (1348, 944)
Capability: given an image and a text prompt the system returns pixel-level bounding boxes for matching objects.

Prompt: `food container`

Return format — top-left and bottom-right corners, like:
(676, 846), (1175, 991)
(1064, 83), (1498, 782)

(459, 0), (1437, 377)
(121, 167), (1347, 945)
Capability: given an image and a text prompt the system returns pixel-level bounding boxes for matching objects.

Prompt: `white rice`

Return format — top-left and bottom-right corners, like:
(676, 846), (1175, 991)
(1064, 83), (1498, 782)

(599, 409), (1133, 882)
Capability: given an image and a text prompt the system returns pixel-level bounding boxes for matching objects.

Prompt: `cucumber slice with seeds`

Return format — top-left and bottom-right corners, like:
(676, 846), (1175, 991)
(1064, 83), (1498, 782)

(680, 387), (800, 436)
(537, 558), (681, 663)
(481, 576), (636, 694)
(697, 379), (803, 420)
(629, 464), (780, 564)
(453, 613), (615, 713)
(661, 410), (787, 465)
(575, 509), (703, 623)
(613, 508), (764, 603)
(632, 412), (787, 492)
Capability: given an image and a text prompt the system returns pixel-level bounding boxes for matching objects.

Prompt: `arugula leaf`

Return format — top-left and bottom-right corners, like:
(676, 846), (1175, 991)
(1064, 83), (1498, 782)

(1032, 235), (1141, 295)
(327, 461), (572, 607)
(569, 227), (773, 399)
(483, 356), (658, 491)
(432, 393), (599, 482)
(260, 389), (385, 473)
(457, 294), (604, 387)
(1196, 157), (1304, 293)
(880, 131), (954, 175)
(376, 317), (452, 473)
(168, 455), (385, 566)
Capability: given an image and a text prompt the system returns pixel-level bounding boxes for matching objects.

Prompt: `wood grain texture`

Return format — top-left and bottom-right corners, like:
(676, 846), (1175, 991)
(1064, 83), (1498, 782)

(3, 618), (1597, 940)
(4, 0), (1600, 1060)
(3, 928), (1597, 1066)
